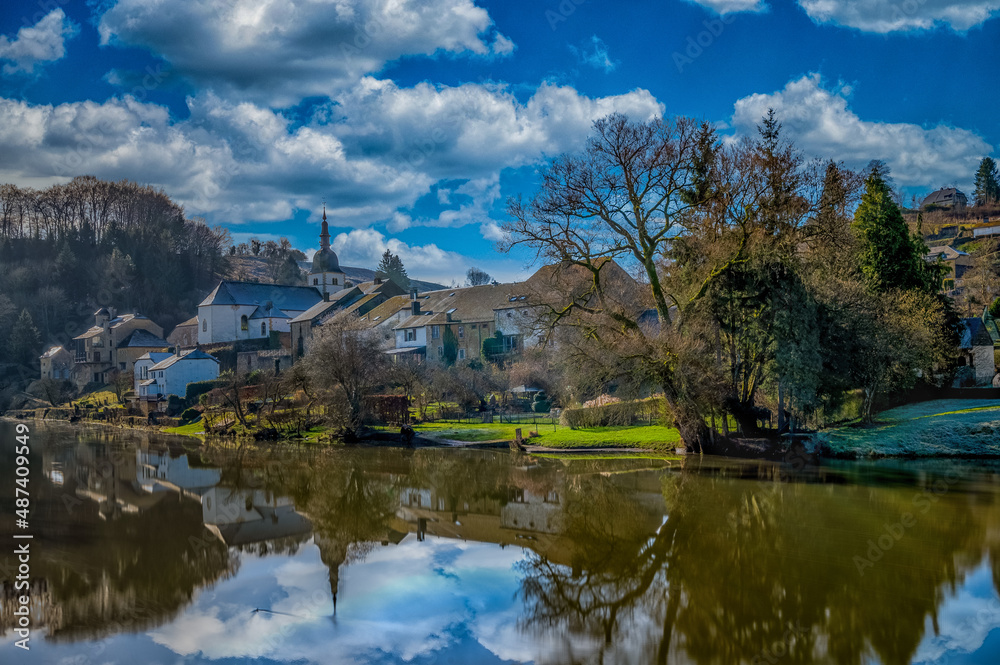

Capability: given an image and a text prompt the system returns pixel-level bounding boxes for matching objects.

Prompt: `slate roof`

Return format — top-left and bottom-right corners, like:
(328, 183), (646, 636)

(138, 352), (173, 365)
(249, 302), (291, 320)
(924, 246), (970, 262)
(922, 188), (968, 208)
(391, 283), (522, 330)
(117, 329), (169, 348)
(289, 286), (363, 324)
(40, 345), (68, 359)
(74, 326), (105, 340)
(960, 318), (994, 349)
(174, 316), (198, 328)
(199, 281), (322, 312)
(149, 349), (219, 371)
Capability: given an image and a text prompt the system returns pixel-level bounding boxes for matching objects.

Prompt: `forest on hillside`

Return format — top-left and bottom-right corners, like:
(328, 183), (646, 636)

(0, 177), (231, 395)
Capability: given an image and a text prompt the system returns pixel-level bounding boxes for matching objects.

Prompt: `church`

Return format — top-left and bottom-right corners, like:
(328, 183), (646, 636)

(197, 207), (347, 344)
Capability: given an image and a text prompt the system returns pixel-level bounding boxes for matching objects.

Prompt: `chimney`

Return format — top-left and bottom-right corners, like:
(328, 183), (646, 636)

(411, 301), (421, 315)
(325, 292), (331, 301)
(410, 288), (418, 300)
(446, 312), (452, 322)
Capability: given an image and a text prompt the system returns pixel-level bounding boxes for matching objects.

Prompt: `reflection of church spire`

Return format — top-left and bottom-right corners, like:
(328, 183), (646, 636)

(320, 203), (330, 250)
(315, 534), (348, 616)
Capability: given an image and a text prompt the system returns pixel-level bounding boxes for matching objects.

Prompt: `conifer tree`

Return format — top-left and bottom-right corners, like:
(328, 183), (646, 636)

(974, 157), (1000, 206)
(376, 249), (409, 290)
(9, 309), (41, 366)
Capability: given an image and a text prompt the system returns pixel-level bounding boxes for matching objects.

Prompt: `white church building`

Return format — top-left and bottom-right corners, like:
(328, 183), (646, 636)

(197, 207), (347, 344)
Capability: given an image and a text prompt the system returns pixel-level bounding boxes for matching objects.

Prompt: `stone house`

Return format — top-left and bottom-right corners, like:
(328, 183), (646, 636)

(39, 345), (73, 380)
(167, 316), (199, 348)
(70, 308), (169, 388)
(959, 317), (996, 385)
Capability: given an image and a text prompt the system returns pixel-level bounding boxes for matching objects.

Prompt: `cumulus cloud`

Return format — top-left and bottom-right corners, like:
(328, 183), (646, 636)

(96, 0), (513, 106)
(0, 77), (662, 226)
(0, 9), (77, 75)
(730, 74), (993, 189)
(570, 35), (618, 73)
(331, 228), (471, 283)
(685, 0), (768, 14)
(797, 0), (1000, 32)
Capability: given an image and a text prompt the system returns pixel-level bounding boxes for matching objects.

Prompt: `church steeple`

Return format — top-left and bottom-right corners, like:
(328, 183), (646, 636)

(320, 203), (330, 250)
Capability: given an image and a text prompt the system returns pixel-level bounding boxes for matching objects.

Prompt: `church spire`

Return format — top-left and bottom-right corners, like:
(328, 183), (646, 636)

(320, 202), (330, 250)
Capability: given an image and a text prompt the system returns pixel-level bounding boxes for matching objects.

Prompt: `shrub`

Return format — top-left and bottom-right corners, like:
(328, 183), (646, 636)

(180, 407), (201, 424)
(186, 379), (222, 402)
(531, 390), (551, 413)
(560, 398), (663, 428)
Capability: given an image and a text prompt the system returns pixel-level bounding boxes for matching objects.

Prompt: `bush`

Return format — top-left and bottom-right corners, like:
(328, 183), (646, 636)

(180, 407), (201, 424)
(166, 394), (183, 417)
(560, 398), (664, 428)
(531, 390), (551, 413)
(186, 379), (222, 402)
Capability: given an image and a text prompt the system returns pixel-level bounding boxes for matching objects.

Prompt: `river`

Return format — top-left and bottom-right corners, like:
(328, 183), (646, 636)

(2, 420), (1000, 664)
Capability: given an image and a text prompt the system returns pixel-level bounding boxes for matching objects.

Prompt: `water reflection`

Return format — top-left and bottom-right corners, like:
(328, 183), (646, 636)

(2, 421), (1000, 664)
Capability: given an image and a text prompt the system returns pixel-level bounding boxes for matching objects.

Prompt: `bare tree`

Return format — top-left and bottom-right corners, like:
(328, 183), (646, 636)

(302, 315), (389, 438)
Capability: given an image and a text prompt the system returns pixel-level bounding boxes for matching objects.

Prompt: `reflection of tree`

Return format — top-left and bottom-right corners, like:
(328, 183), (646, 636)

(517, 462), (997, 665)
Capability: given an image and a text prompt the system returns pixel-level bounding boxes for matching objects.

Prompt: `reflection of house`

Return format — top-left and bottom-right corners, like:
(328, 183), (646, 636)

(199, 487), (312, 546)
(39, 345), (73, 379)
(135, 349), (219, 407)
(70, 308), (168, 388)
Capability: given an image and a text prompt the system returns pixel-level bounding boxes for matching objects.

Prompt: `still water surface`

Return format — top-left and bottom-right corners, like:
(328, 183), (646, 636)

(2, 421), (1000, 664)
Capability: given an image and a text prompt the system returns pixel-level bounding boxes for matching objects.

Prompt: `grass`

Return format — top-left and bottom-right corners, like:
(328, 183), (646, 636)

(413, 420), (682, 450)
(819, 398), (1000, 458)
(163, 419), (207, 437)
(71, 389), (122, 407)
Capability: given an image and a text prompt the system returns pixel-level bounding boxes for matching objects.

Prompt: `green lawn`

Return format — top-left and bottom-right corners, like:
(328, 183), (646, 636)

(163, 419), (207, 437)
(413, 420), (682, 450)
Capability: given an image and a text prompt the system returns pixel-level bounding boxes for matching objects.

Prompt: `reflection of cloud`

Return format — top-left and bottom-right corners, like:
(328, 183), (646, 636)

(148, 535), (575, 664)
(913, 561), (1000, 663)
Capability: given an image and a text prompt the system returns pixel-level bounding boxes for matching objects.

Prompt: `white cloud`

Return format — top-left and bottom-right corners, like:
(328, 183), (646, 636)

(480, 221), (507, 243)
(0, 78), (662, 228)
(331, 228), (470, 283)
(96, 0), (513, 106)
(797, 0), (1000, 32)
(0, 9), (77, 75)
(570, 35), (618, 73)
(730, 73), (993, 189)
(685, 0), (768, 14)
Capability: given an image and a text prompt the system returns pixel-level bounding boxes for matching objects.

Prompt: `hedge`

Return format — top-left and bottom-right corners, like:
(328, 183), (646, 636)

(186, 379), (223, 402)
(560, 398), (665, 428)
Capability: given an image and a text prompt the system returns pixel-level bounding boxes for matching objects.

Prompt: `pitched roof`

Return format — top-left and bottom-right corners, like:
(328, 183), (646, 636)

(289, 286), (363, 323)
(390, 283), (522, 330)
(199, 281), (322, 312)
(117, 328), (170, 348)
(40, 345), (68, 358)
(961, 317), (994, 348)
(174, 316), (199, 328)
(149, 349), (219, 371)
(361, 294), (413, 324)
(922, 188), (968, 207)
(924, 245), (969, 262)
(138, 352), (173, 365)
(249, 301), (291, 320)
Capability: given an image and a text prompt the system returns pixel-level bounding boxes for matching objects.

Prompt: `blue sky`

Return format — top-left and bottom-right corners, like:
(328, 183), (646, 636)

(1, 0), (998, 284)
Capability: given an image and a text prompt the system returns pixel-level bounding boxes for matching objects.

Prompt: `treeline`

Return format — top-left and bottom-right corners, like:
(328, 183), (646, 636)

(0, 176), (230, 378)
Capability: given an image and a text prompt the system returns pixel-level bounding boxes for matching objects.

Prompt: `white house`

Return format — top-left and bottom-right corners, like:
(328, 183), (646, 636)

(135, 349), (220, 401)
(197, 282), (323, 344)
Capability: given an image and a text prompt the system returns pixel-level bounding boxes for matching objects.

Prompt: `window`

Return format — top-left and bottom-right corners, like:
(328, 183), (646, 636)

(458, 348), (466, 360)
(437, 346), (444, 359)
(261, 322), (267, 335)
(202, 319), (207, 332)
(405, 329), (416, 342)
(431, 325), (440, 339)
(458, 325), (464, 339)
(313, 278), (318, 285)
(119, 362), (126, 370)
(94, 351), (100, 362)
(141, 366), (148, 379)
(332, 278), (338, 285)
(241, 315), (248, 331)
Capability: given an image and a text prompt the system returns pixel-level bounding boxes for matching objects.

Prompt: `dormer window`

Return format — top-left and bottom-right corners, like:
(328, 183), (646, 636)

(241, 315), (248, 331)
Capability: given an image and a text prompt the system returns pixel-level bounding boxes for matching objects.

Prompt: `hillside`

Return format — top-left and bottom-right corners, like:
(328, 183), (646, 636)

(225, 256), (447, 292)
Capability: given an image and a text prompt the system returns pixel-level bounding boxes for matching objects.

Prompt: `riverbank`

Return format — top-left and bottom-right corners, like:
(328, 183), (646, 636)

(818, 398), (1000, 458)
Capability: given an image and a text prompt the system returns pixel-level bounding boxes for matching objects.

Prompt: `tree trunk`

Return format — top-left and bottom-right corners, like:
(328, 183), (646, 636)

(662, 383), (711, 453)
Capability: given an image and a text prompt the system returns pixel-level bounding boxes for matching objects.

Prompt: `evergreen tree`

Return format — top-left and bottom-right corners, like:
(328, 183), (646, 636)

(852, 169), (934, 293)
(974, 157), (1000, 206)
(376, 249), (409, 290)
(9, 309), (40, 366)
